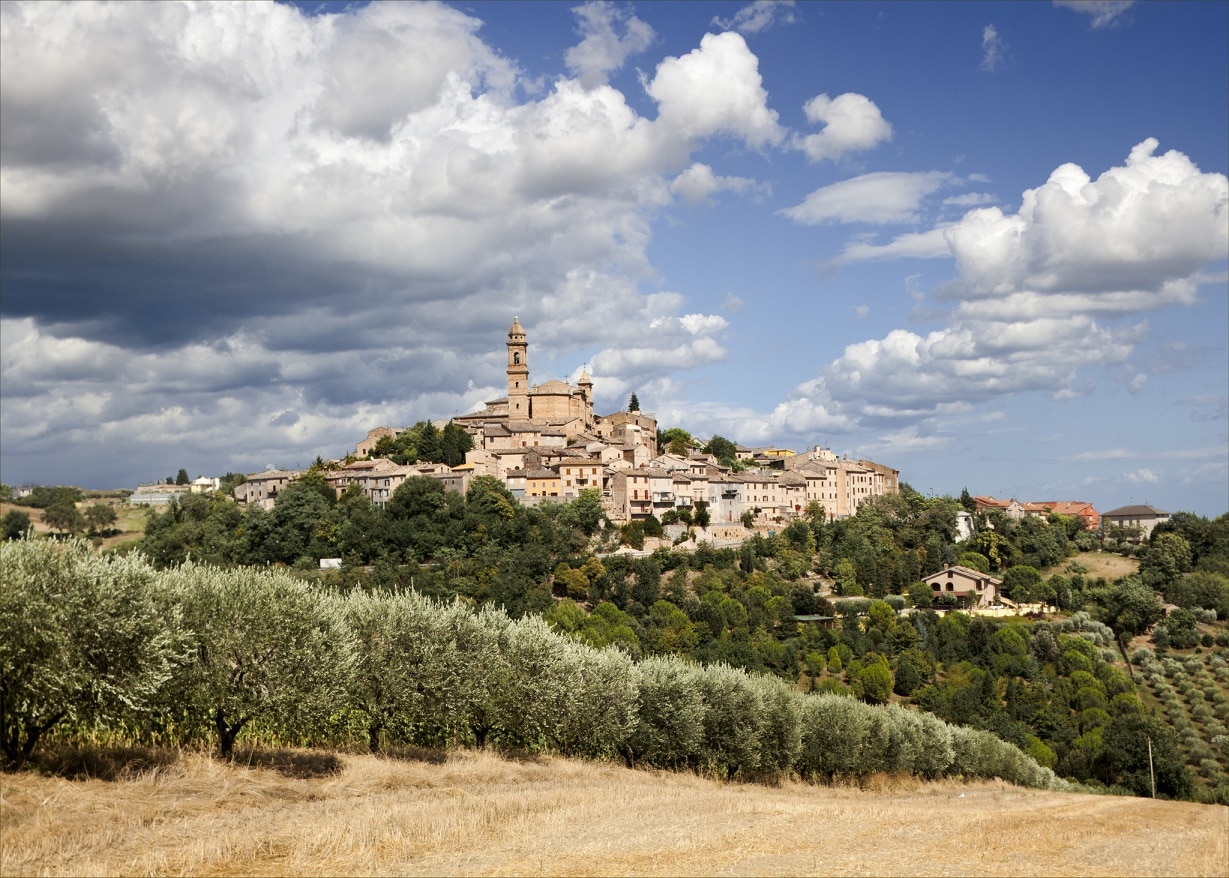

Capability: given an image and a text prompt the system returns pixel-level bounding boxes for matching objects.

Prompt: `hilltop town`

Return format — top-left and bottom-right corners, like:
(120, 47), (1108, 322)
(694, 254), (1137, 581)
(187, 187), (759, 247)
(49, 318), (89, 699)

(119, 319), (1155, 540)
(3, 320), (1175, 554)
(220, 320), (903, 529)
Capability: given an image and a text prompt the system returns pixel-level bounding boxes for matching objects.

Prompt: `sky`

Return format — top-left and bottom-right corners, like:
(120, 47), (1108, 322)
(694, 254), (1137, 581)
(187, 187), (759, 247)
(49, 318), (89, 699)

(1, 0), (1226, 517)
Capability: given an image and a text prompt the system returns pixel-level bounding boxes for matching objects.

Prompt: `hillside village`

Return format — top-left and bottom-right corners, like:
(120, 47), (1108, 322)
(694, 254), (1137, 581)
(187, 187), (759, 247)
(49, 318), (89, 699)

(118, 319), (1164, 547)
(222, 320), (903, 526)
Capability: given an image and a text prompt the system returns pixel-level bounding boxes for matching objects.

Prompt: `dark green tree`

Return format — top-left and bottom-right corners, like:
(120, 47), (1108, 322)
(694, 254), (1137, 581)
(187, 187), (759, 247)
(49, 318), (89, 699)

(84, 503), (118, 535)
(959, 487), (976, 513)
(658, 427), (693, 456)
(2, 510), (32, 541)
(42, 500), (84, 536)
(1097, 575), (1164, 637)
(628, 393), (640, 412)
(703, 435), (738, 468)
(1102, 712), (1193, 799)
(385, 476), (465, 560)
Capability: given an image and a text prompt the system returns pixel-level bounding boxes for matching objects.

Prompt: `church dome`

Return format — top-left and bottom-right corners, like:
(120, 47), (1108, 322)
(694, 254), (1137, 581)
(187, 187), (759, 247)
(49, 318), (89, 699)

(535, 379), (573, 394)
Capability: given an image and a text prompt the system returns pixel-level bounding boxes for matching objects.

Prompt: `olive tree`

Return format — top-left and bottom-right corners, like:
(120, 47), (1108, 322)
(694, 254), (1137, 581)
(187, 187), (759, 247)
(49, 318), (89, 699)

(554, 639), (640, 760)
(164, 564), (353, 757)
(625, 655), (707, 769)
(491, 615), (580, 752)
(797, 694), (889, 779)
(344, 591), (506, 752)
(0, 539), (181, 770)
(695, 662), (764, 777)
(749, 674), (803, 775)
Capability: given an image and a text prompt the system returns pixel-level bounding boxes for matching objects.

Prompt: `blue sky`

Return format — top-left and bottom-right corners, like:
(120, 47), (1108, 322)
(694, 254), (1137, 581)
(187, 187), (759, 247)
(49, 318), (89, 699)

(1, 0), (1226, 517)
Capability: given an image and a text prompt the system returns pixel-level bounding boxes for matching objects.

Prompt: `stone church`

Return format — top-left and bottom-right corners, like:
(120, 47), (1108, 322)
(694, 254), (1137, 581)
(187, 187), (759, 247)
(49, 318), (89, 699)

(452, 317), (599, 440)
(358, 318), (657, 462)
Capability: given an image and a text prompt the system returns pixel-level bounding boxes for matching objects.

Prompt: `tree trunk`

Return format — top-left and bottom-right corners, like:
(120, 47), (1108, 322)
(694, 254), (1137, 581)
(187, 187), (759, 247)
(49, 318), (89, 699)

(368, 723), (382, 755)
(3, 710), (66, 772)
(215, 708), (246, 759)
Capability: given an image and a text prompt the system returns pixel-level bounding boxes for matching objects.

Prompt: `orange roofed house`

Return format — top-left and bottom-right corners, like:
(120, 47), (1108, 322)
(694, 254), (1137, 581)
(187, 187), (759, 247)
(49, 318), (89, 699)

(974, 496), (1099, 531)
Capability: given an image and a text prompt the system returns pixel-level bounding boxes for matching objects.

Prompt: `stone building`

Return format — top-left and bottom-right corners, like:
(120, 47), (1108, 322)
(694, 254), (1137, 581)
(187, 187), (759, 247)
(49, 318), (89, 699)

(453, 319), (658, 457)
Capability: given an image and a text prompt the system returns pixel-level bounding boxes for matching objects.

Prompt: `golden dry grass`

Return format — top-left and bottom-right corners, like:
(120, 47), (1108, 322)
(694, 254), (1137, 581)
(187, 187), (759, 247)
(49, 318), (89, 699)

(0, 500), (145, 550)
(3, 748), (1226, 877)
(0, 502), (51, 535)
(1058, 551), (1139, 581)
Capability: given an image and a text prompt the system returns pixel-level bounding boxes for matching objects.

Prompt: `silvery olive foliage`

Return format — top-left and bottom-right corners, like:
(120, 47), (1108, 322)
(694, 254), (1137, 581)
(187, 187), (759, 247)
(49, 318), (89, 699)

(626, 655), (707, 769)
(1, 539), (183, 769)
(2, 535), (1064, 793)
(162, 562), (354, 757)
(343, 590), (506, 751)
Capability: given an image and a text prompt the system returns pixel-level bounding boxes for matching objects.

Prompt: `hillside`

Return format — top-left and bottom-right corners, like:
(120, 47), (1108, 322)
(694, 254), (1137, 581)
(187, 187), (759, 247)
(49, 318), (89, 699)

(2, 748), (1224, 877)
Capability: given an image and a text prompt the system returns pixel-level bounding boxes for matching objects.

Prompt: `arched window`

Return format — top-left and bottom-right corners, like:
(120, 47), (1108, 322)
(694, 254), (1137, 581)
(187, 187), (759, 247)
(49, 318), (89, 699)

(513, 353), (521, 364)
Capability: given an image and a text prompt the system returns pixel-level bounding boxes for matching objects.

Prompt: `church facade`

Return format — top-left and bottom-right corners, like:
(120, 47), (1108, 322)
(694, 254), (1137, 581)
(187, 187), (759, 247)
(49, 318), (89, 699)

(452, 317), (612, 445)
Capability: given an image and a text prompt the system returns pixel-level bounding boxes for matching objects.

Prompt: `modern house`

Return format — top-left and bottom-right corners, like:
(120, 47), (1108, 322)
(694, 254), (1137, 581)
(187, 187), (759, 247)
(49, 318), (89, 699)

(1101, 504), (1170, 541)
(923, 565), (1002, 608)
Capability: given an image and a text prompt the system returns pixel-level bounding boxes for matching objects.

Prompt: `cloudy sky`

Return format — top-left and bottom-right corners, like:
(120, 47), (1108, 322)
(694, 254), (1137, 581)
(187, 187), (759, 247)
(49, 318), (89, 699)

(2, 0), (1226, 516)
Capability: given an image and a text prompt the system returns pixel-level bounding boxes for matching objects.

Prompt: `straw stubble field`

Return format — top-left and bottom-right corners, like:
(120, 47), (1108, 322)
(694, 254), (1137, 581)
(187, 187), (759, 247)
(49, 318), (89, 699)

(2, 748), (1226, 877)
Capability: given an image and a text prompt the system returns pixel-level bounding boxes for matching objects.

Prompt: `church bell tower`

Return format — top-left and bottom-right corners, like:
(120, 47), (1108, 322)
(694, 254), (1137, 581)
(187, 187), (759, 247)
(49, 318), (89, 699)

(507, 317), (529, 419)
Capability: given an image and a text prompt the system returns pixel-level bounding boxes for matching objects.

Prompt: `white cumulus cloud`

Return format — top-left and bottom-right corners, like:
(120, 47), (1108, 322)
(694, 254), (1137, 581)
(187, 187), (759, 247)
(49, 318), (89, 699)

(770, 141), (1227, 432)
(565, 2), (655, 89)
(646, 31), (785, 150)
(670, 162), (765, 205)
(794, 92), (893, 163)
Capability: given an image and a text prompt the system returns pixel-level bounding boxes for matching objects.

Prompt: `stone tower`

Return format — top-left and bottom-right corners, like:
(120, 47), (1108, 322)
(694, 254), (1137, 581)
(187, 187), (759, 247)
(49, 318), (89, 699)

(578, 367), (593, 428)
(507, 316), (529, 419)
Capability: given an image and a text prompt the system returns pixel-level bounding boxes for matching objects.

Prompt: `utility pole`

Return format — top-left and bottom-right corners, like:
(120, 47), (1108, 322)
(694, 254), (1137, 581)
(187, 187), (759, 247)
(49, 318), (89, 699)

(1148, 736), (1156, 798)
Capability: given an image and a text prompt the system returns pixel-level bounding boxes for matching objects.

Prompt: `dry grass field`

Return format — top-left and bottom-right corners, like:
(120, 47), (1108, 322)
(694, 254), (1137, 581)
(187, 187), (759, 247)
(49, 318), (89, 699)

(0, 499), (145, 551)
(2, 748), (1225, 877)
(0, 502), (51, 535)
(1057, 550), (1139, 580)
